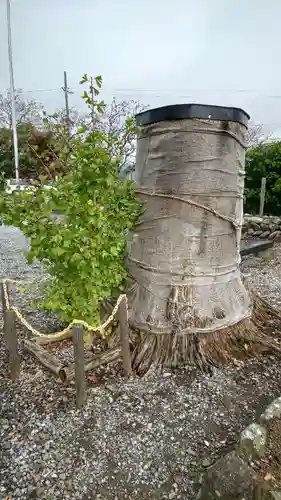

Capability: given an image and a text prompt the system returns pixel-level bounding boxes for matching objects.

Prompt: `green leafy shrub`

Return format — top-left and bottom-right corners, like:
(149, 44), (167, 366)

(245, 141), (281, 215)
(0, 76), (141, 325)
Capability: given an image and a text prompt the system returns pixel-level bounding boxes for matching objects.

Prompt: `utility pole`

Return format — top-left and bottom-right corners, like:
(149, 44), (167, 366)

(6, 0), (20, 183)
(62, 71), (72, 135)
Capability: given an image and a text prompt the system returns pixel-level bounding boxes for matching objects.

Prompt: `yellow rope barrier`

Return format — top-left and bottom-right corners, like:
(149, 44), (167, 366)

(1, 279), (126, 341)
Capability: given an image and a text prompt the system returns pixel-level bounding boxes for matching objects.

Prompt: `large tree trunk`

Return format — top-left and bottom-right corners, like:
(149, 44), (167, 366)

(127, 104), (280, 372)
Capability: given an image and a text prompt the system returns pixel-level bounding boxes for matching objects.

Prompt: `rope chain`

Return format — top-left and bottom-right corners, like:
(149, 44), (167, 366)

(1, 279), (127, 341)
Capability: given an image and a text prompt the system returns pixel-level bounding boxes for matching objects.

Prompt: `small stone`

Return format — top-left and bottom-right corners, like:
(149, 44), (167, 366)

(58, 395), (68, 404)
(202, 458), (212, 467)
(106, 384), (118, 393)
(33, 369), (44, 379)
(187, 447), (196, 456)
(143, 393), (153, 401)
(169, 492), (177, 499)
(59, 473), (66, 480)
(268, 231), (278, 240)
(274, 231), (281, 242)
(27, 486), (39, 498)
(199, 451), (265, 500)
(34, 461), (44, 472)
(249, 216), (263, 224)
(239, 423), (267, 461)
(38, 432), (50, 441)
(65, 480), (72, 490)
(260, 397), (281, 424)
(260, 231), (270, 239)
(251, 222), (261, 231)
(270, 216), (281, 224)
(174, 473), (183, 483)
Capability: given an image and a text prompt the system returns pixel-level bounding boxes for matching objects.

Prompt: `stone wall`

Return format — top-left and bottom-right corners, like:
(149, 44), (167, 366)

(199, 396), (281, 499)
(243, 215), (281, 241)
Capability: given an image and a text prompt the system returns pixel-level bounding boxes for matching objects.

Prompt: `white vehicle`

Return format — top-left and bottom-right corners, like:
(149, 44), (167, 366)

(5, 179), (55, 194)
(5, 179), (34, 194)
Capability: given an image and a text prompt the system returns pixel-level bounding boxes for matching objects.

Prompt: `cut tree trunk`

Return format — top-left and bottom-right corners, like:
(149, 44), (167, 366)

(127, 104), (281, 372)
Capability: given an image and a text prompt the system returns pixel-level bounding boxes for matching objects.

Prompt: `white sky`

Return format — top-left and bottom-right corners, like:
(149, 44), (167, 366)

(1, 0), (281, 134)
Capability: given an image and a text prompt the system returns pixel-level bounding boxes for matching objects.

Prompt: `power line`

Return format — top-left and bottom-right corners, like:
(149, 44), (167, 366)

(86, 87), (281, 95)
(18, 87), (281, 99)
(23, 88), (61, 94)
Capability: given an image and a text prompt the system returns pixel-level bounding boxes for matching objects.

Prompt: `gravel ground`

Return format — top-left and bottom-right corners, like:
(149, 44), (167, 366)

(1, 227), (281, 500)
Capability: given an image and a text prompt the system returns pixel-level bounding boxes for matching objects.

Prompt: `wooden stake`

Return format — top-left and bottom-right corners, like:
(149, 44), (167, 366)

(118, 297), (133, 377)
(63, 345), (121, 381)
(1, 281), (8, 313)
(73, 325), (85, 408)
(4, 309), (20, 380)
(23, 339), (66, 379)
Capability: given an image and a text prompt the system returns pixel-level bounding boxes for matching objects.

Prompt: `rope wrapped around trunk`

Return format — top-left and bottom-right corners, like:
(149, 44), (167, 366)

(127, 118), (251, 335)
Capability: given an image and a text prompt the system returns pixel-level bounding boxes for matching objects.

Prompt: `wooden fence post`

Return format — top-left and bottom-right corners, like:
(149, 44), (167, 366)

(118, 296), (133, 378)
(1, 282), (20, 380)
(73, 325), (85, 408)
(259, 177), (266, 217)
(1, 281), (7, 312)
(4, 309), (20, 381)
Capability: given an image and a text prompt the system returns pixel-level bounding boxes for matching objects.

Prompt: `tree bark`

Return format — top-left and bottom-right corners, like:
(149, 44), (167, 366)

(126, 105), (280, 371)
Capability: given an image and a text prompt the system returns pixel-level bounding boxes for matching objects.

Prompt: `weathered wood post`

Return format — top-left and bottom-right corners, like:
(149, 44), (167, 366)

(1, 282), (20, 380)
(1, 281), (8, 313)
(23, 339), (66, 379)
(118, 296), (133, 377)
(259, 177), (266, 217)
(73, 325), (85, 408)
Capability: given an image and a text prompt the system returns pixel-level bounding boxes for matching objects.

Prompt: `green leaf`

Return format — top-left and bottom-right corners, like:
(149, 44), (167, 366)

(0, 71), (142, 327)
(52, 247), (66, 257)
(79, 73), (89, 84)
(95, 75), (102, 88)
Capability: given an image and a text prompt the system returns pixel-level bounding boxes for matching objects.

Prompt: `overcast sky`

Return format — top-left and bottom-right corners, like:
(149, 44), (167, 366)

(1, 0), (281, 134)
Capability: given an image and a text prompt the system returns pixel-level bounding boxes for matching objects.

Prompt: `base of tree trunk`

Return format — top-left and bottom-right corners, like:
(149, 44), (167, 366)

(130, 290), (281, 374)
